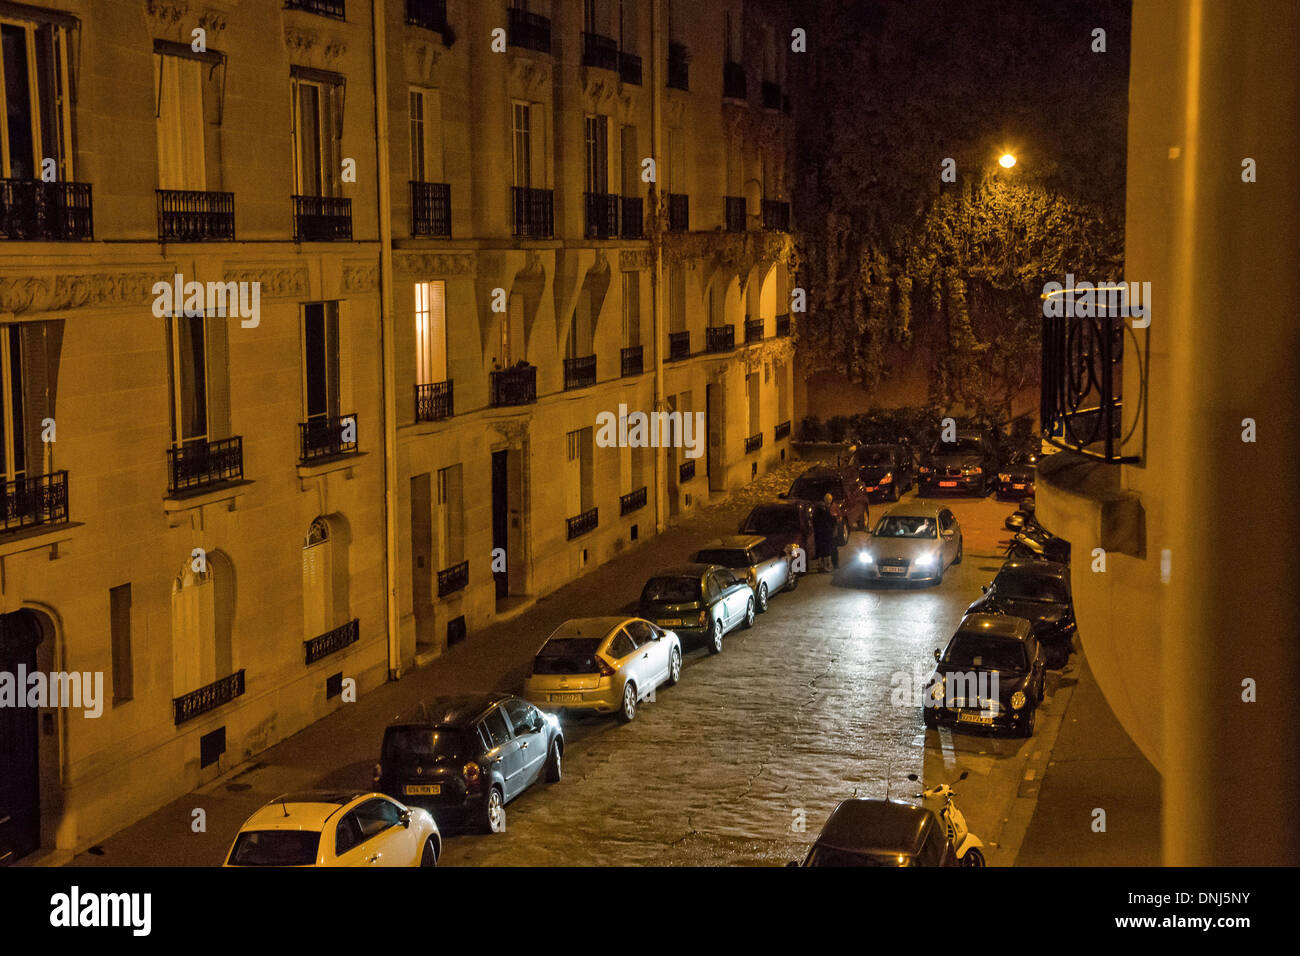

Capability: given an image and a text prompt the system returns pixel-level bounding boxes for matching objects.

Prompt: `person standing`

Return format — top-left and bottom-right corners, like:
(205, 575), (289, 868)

(812, 493), (839, 572)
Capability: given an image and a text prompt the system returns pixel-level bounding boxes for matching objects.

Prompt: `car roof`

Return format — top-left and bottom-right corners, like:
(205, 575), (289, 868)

(698, 535), (765, 551)
(749, 499), (809, 512)
(649, 564), (713, 579)
(398, 693), (512, 727)
(877, 501), (943, 519)
(795, 466), (843, 478)
(546, 617), (627, 640)
(997, 558), (1067, 580)
(816, 799), (934, 855)
(240, 791), (370, 832)
(957, 613), (1034, 640)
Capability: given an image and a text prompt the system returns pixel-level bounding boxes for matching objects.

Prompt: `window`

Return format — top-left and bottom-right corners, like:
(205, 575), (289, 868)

(171, 551), (234, 696)
(566, 427), (593, 514)
(618, 0), (634, 50)
(666, 127), (683, 193)
(0, 16), (74, 180)
(154, 53), (206, 190)
(409, 87), (443, 182)
(414, 281), (447, 385)
(625, 620), (656, 647)
(165, 314), (208, 446)
(584, 0), (598, 33)
(437, 463), (464, 566)
(291, 70), (343, 197)
(512, 101), (531, 188)
(747, 371), (760, 436)
(622, 272), (640, 347)
(353, 798), (402, 838)
(495, 292), (524, 368)
(668, 264), (685, 334)
(110, 584), (133, 703)
(503, 699), (537, 736)
(723, 11), (734, 62)
(480, 708), (512, 749)
(584, 114), (608, 194)
(334, 813), (363, 855)
(606, 629), (635, 660)
(303, 302), (340, 423)
(0, 325), (25, 484)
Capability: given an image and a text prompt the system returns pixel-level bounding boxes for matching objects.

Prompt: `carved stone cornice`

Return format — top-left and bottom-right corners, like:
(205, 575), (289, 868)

(222, 266), (309, 297)
(619, 249), (653, 271)
(0, 271), (166, 315)
(396, 252), (477, 277)
(404, 34), (444, 85)
(147, 0), (189, 34)
(342, 264), (378, 293)
(489, 416), (530, 447)
(508, 56), (551, 100)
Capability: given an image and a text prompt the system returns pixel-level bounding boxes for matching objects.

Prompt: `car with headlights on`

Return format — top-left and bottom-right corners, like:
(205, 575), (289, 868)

(738, 500), (817, 564)
(995, 450), (1037, 499)
(694, 535), (796, 610)
(965, 559), (1076, 668)
(525, 617), (681, 722)
(637, 564), (755, 654)
(375, 693), (562, 834)
(924, 614), (1046, 737)
(791, 799), (956, 867)
(856, 502), (962, 584)
(853, 442), (915, 502)
(224, 790), (441, 867)
(918, 428), (998, 496)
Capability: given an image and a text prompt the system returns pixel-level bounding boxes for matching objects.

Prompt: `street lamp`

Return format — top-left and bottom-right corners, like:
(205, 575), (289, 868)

(998, 153), (1017, 169)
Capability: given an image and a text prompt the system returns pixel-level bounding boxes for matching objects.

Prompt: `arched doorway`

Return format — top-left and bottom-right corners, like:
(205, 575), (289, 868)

(0, 609), (44, 865)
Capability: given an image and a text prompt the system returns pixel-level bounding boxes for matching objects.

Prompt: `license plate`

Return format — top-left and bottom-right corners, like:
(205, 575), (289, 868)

(880, 565), (906, 574)
(659, 618), (683, 627)
(957, 711), (994, 725)
(550, 693), (583, 702)
(939, 480), (958, 488)
(1013, 483), (1025, 489)
(405, 784), (440, 796)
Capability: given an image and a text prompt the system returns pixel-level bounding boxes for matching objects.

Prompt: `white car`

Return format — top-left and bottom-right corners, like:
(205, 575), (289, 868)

(224, 790), (441, 867)
(856, 503), (963, 584)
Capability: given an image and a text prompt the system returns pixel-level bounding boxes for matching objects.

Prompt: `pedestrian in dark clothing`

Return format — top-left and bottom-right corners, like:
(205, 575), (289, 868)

(813, 494), (838, 572)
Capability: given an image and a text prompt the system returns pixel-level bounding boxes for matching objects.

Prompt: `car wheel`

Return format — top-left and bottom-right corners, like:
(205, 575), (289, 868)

(933, 560), (945, 585)
(1018, 707), (1037, 738)
(707, 617), (724, 654)
(785, 569), (799, 592)
(954, 535), (963, 565)
(544, 739), (562, 782)
(961, 847), (986, 867)
(741, 597), (756, 629)
(482, 787), (506, 834)
(923, 709), (938, 730)
(618, 682), (638, 722)
(420, 836), (438, 867)
(756, 582), (769, 612)
(666, 646), (682, 686)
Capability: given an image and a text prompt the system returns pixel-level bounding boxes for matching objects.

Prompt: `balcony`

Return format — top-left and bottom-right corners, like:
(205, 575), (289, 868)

(411, 181), (451, 237)
(619, 51), (643, 85)
(173, 669), (245, 725)
(157, 189), (235, 241)
(724, 196), (746, 232)
(286, 0), (345, 17)
(774, 419), (792, 441)
(508, 7), (551, 53)
(620, 196), (643, 238)
(292, 195), (352, 241)
(667, 193), (689, 231)
(621, 345), (644, 377)
(305, 619), (359, 665)
(566, 506), (599, 540)
(762, 80), (782, 110)
(167, 437), (243, 496)
(745, 432), (764, 454)
(1041, 312), (1140, 463)
(511, 186), (554, 238)
(744, 316), (765, 343)
(0, 179), (93, 240)
(584, 192), (619, 239)
(415, 380), (454, 422)
(564, 354), (597, 390)
(2, 471), (69, 533)
(299, 413), (358, 463)
(437, 559), (469, 597)
(679, 460), (696, 483)
(667, 42), (689, 91)
(668, 331), (691, 361)
(405, 0), (446, 32)
(776, 313), (791, 337)
(620, 485), (647, 515)
(490, 364), (537, 406)
(706, 325), (735, 353)
(723, 61), (748, 100)
(762, 199), (791, 232)
(583, 32), (619, 71)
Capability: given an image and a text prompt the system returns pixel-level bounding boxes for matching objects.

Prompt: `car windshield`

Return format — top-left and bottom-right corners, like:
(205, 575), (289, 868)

(228, 830), (322, 867)
(943, 634), (1028, 671)
(805, 845), (905, 867)
(873, 516), (937, 538)
(858, 446), (894, 465)
(743, 507), (800, 534)
(695, 548), (751, 569)
(931, 437), (981, 455)
(383, 726), (472, 761)
(996, 576), (1067, 603)
(642, 577), (701, 604)
(788, 476), (842, 500)
(534, 638), (604, 674)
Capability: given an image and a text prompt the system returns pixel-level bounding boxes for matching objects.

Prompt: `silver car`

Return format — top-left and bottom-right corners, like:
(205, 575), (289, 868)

(856, 502), (963, 584)
(524, 617), (682, 723)
(693, 534), (796, 611)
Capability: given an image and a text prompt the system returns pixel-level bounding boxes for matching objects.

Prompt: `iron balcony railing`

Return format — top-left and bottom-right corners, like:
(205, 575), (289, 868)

(1041, 311), (1139, 463)
(762, 80), (782, 110)
(774, 420), (792, 441)
(173, 669), (245, 725)
(620, 485), (647, 515)
(405, 0), (446, 31)
(0, 179), (93, 240)
(667, 42), (689, 90)
(564, 354), (597, 390)
(584, 192), (619, 239)
(167, 437), (243, 495)
(679, 459), (696, 483)
(285, 0), (345, 18)
(745, 432), (764, 454)
(437, 559), (469, 596)
(583, 32), (619, 71)
(667, 193), (689, 231)
(706, 325), (735, 353)
(415, 380), (454, 422)
(668, 331), (691, 361)
(292, 195), (352, 241)
(762, 199), (790, 231)
(724, 196), (746, 232)
(621, 196), (643, 238)
(299, 413), (358, 463)
(619, 51), (643, 85)
(776, 313), (791, 337)
(723, 60), (747, 100)
(157, 189), (235, 241)
(2, 471), (69, 532)
(490, 364), (537, 406)
(566, 506), (598, 540)
(508, 7), (551, 53)
(621, 345), (644, 377)
(511, 186), (554, 238)
(305, 619), (359, 664)
(411, 181), (451, 237)
(744, 317), (765, 343)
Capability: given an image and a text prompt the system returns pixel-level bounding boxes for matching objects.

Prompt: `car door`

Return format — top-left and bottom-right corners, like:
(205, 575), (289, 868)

(717, 570), (747, 627)
(479, 706), (520, 799)
(337, 798), (410, 867)
(604, 626), (641, 695)
(755, 541), (786, 593)
(702, 572), (724, 629)
(625, 619), (667, 686)
(938, 509), (957, 564)
(503, 698), (546, 787)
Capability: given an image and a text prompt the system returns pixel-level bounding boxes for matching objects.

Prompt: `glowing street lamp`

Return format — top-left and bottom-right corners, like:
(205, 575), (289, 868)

(998, 153), (1017, 169)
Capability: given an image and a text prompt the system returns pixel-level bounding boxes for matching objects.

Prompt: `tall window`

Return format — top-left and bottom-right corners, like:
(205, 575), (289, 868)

(496, 293), (524, 368)
(622, 272), (640, 348)
(568, 287), (594, 360)
(584, 115), (608, 194)
(584, 0), (598, 33)
(414, 281), (447, 385)
(291, 70), (343, 197)
(723, 11), (734, 61)
(0, 326), (25, 484)
(302, 517), (347, 640)
(618, 0), (634, 50)
(512, 101), (531, 188)
(566, 427), (594, 514)
(303, 302), (340, 423)
(166, 314), (208, 446)
(171, 551), (233, 695)
(409, 87), (443, 182)
(155, 53), (206, 190)
(0, 17), (74, 180)
(110, 584), (133, 704)
(437, 464), (465, 567)
(666, 127), (683, 193)
(668, 264), (686, 334)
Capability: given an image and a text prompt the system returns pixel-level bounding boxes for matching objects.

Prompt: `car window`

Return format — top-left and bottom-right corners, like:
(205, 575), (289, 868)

(719, 570), (741, 589)
(383, 726), (472, 762)
(606, 629), (636, 659)
(503, 698), (537, 735)
(940, 510), (953, 530)
(917, 820), (947, 867)
(873, 516), (936, 538)
(695, 548), (751, 568)
(534, 637), (603, 674)
(480, 708), (513, 749)
(642, 576), (700, 603)
(229, 829), (322, 867)
(943, 634), (1029, 671)
(353, 798), (403, 840)
(335, 812), (364, 856)
(625, 620), (657, 647)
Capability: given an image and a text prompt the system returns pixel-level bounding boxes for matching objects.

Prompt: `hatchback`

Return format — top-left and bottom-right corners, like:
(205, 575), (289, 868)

(793, 799), (956, 867)
(638, 564), (755, 653)
(924, 614), (1046, 737)
(694, 534), (796, 610)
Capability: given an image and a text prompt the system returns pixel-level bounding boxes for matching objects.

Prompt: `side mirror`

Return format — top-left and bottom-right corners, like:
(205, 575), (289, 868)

(399, 809), (412, 828)
(778, 492), (787, 499)
(980, 584), (988, 593)
(933, 648), (942, 662)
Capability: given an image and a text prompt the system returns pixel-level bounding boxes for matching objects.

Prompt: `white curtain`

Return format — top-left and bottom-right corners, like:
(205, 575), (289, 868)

(156, 55), (206, 191)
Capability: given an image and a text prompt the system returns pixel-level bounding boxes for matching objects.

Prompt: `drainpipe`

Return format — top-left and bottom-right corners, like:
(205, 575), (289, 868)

(372, 0), (401, 679)
(651, 0), (666, 533)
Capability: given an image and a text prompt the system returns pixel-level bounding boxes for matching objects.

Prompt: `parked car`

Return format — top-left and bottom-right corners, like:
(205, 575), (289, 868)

(637, 564), (755, 654)
(781, 464), (871, 543)
(694, 534), (796, 610)
(924, 614), (1046, 737)
(374, 693), (563, 834)
(995, 450), (1037, 499)
(525, 617), (682, 722)
(918, 428), (999, 496)
(855, 502), (962, 584)
(966, 559), (1076, 668)
(853, 442), (915, 502)
(224, 790), (441, 867)
(738, 500), (817, 561)
(791, 799), (956, 867)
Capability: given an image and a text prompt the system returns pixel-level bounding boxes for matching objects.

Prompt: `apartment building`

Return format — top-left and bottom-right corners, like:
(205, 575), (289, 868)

(0, 0), (796, 864)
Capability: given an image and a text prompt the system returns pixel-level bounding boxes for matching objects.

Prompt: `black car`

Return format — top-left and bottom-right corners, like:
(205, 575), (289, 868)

(995, 450), (1037, 499)
(781, 465), (871, 541)
(924, 614), (1046, 737)
(739, 500), (818, 562)
(918, 428), (998, 496)
(853, 443), (915, 502)
(793, 799), (956, 867)
(966, 559), (1076, 668)
(375, 693), (563, 834)
(637, 564), (755, 653)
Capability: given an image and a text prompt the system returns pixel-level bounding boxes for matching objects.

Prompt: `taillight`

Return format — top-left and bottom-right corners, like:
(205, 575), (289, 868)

(697, 609), (707, 626)
(597, 657), (616, 677)
(464, 761), (482, 786)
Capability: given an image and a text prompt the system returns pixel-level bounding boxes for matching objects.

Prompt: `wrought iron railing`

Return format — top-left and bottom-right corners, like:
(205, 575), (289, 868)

(437, 559), (469, 596)
(620, 196), (643, 238)
(566, 507), (598, 540)
(286, 0), (346, 16)
(620, 486), (647, 516)
(668, 331), (691, 361)
(411, 181), (451, 236)
(405, 0), (446, 31)
(416, 380), (454, 422)
(299, 414), (358, 462)
(723, 61), (747, 100)
(583, 32), (618, 70)
(706, 325), (735, 353)
(490, 364), (537, 406)
(507, 7), (551, 53)
(0, 179), (93, 240)
(564, 354), (597, 390)
(744, 317), (764, 343)
(1, 471), (69, 532)
(775, 313), (791, 337)
(584, 192), (619, 238)
(621, 345), (644, 377)
(679, 460), (696, 483)
(167, 437), (243, 495)
(667, 193), (689, 231)
(667, 42), (689, 90)
(1040, 311), (1139, 463)
(761, 80), (782, 110)
(724, 196), (746, 232)
(305, 619), (359, 664)
(173, 669), (245, 725)
(774, 420), (792, 441)
(762, 199), (790, 231)
(510, 186), (554, 238)
(292, 195), (352, 241)
(157, 189), (235, 241)
(745, 432), (764, 454)
(619, 51), (643, 85)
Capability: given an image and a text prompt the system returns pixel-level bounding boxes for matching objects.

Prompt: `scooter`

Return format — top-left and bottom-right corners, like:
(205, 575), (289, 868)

(907, 771), (986, 867)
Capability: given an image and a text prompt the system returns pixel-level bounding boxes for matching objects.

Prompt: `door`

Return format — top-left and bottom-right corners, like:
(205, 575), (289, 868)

(336, 799), (412, 867)
(410, 474), (435, 650)
(481, 706), (521, 799)
(492, 450), (509, 599)
(625, 619), (666, 686)
(502, 699), (546, 786)
(939, 509), (957, 565)
(0, 611), (41, 865)
(722, 570), (749, 623)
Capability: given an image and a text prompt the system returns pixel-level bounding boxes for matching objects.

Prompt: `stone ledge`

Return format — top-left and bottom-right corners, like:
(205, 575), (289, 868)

(1037, 449), (1144, 557)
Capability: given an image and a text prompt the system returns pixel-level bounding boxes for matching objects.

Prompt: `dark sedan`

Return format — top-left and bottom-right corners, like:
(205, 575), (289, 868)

(375, 693), (562, 834)
(853, 443), (915, 502)
(966, 559), (1076, 668)
(637, 563), (755, 654)
(793, 799), (956, 867)
(924, 614), (1046, 737)
(918, 429), (998, 496)
(995, 450), (1037, 499)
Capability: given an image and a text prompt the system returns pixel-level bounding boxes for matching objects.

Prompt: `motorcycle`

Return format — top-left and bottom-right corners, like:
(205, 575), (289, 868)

(907, 771), (985, 867)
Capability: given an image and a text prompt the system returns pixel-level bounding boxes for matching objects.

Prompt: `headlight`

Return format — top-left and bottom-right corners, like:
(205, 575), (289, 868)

(963, 465), (982, 475)
(858, 551), (872, 564)
(929, 679), (946, 702)
(998, 473), (1010, 482)
(914, 553), (936, 567)
(880, 472), (893, 483)
(1011, 691), (1026, 710)
(919, 466), (931, 474)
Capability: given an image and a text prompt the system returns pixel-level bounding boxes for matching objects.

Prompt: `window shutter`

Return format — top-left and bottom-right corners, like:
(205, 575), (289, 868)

(205, 315), (230, 440)
(20, 321), (62, 477)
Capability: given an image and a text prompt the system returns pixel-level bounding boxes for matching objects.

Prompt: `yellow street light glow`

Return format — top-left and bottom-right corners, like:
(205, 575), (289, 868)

(999, 153), (1016, 168)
